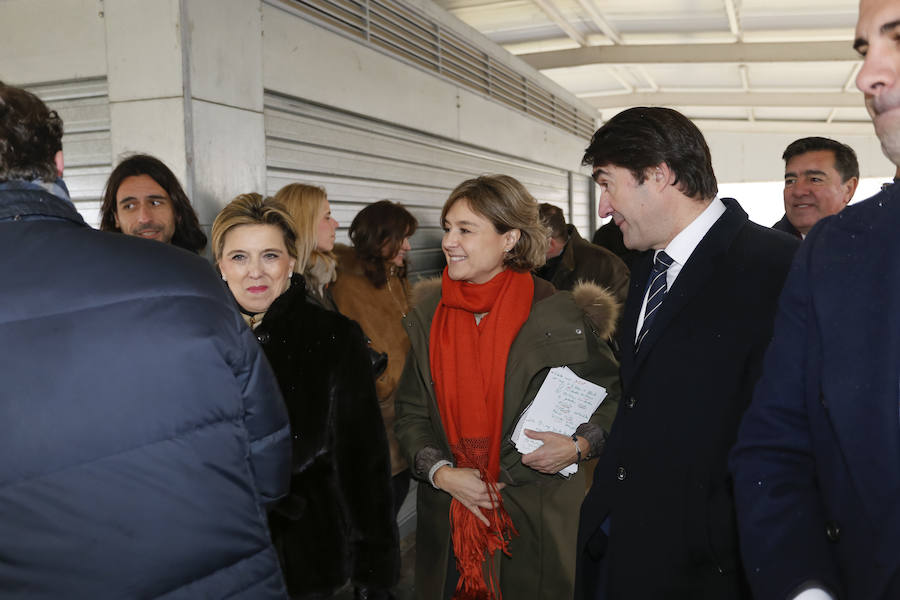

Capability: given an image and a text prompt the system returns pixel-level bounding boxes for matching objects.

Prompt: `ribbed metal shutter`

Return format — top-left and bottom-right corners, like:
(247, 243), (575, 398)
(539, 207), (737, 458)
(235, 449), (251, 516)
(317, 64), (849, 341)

(267, 0), (595, 141)
(570, 171), (596, 239)
(27, 78), (112, 228)
(265, 92), (582, 280)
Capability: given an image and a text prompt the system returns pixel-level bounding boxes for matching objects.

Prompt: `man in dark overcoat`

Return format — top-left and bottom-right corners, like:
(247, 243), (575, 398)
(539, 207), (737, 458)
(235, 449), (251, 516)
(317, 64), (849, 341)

(574, 106), (799, 599)
(730, 1), (900, 598)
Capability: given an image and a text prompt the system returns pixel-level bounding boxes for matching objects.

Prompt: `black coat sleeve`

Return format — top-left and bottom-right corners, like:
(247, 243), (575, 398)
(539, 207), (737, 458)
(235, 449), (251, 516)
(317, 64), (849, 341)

(331, 320), (401, 589)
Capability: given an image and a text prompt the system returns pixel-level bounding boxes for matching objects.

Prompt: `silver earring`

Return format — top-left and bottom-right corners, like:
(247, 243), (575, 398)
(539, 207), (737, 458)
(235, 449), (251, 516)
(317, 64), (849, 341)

(221, 274), (227, 282)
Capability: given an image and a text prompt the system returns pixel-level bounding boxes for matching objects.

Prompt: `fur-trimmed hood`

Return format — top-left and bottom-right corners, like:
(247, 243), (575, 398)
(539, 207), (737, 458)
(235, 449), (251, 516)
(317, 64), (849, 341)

(571, 279), (620, 339)
(410, 274), (620, 339)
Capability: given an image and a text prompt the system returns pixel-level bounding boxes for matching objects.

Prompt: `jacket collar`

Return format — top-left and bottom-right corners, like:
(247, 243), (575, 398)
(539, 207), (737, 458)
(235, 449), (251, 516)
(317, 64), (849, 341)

(620, 197), (748, 382)
(0, 178), (86, 225)
(773, 214), (802, 238)
(556, 224), (582, 272)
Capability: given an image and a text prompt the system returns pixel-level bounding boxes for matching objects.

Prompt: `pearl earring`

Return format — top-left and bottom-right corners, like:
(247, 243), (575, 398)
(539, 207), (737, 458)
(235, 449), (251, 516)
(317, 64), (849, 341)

(221, 274), (227, 282)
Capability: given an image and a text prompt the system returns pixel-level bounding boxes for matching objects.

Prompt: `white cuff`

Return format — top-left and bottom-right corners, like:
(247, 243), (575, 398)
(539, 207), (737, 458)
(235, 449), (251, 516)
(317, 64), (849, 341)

(428, 460), (453, 489)
(792, 588), (835, 600)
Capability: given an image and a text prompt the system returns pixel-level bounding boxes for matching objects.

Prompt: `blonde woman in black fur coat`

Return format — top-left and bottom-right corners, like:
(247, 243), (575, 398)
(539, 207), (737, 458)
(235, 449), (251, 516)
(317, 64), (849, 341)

(212, 193), (399, 600)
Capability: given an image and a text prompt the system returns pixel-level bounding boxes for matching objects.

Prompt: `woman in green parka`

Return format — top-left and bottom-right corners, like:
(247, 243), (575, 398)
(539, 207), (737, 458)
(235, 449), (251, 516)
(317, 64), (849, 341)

(394, 175), (621, 600)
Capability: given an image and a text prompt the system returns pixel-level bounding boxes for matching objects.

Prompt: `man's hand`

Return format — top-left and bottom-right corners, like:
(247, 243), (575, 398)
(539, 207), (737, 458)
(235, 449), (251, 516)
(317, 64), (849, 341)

(433, 466), (505, 526)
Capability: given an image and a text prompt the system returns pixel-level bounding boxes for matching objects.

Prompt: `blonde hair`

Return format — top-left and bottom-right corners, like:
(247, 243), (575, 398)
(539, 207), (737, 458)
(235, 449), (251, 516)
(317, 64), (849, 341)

(273, 183), (337, 293)
(211, 193), (299, 264)
(441, 175), (549, 271)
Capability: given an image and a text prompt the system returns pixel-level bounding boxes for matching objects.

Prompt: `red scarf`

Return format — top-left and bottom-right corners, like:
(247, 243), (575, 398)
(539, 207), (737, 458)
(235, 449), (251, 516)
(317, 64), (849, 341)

(430, 267), (534, 599)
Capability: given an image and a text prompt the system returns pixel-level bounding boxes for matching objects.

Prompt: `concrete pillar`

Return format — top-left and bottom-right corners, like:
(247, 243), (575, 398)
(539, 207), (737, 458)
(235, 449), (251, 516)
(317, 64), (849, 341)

(104, 0), (266, 233)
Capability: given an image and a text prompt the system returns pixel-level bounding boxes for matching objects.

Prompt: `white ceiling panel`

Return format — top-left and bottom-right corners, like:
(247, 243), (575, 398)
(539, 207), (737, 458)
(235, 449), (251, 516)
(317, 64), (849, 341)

(827, 106), (873, 122)
(542, 65), (636, 95)
(752, 107), (835, 121)
(432, 0), (866, 129)
(680, 106), (756, 120)
(748, 62), (858, 89)
(641, 63), (744, 89)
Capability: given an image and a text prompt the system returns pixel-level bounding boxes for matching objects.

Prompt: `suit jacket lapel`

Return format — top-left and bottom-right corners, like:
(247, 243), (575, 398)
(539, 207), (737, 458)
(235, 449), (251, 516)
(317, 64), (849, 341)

(628, 199), (748, 378)
(619, 251), (651, 386)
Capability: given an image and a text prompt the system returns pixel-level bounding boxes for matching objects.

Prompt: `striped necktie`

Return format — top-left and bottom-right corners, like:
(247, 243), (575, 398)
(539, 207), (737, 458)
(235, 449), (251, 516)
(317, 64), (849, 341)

(636, 251), (674, 352)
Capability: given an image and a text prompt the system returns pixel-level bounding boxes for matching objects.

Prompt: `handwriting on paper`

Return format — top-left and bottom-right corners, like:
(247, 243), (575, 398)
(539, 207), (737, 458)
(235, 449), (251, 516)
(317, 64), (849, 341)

(511, 367), (607, 476)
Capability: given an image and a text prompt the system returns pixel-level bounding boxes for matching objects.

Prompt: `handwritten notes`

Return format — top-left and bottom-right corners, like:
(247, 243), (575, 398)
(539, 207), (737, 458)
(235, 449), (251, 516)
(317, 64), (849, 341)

(511, 366), (607, 476)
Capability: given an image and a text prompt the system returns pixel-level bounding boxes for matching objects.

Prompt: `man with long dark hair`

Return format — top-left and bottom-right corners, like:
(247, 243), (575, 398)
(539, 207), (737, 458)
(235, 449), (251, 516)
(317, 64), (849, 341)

(100, 153), (207, 253)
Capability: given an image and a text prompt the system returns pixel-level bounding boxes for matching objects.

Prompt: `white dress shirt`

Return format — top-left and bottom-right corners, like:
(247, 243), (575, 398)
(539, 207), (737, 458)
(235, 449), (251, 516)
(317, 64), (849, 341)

(792, 588), (834, 600)
(635, 198), (727, 342)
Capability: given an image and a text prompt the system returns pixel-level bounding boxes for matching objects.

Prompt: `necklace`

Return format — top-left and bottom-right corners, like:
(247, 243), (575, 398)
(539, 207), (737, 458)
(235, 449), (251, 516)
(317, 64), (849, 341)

(385, 269), (409, 318)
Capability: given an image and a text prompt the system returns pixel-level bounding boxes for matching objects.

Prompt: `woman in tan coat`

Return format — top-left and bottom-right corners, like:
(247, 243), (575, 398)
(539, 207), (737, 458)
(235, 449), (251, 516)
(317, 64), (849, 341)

(331, 200), (419, 517)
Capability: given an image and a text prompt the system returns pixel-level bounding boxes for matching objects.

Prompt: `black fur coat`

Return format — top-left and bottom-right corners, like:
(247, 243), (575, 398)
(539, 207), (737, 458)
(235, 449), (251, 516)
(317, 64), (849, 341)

(253, 276), (399, 598)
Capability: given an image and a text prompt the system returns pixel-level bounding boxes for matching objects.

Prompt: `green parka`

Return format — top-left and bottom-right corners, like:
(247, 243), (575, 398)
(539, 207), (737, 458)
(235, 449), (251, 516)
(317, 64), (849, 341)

(394, 276), (621, 599)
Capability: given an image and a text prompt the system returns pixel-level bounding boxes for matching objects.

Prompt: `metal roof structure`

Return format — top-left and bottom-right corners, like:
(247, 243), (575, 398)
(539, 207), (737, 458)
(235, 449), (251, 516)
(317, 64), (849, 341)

(432, 0), (869, 132)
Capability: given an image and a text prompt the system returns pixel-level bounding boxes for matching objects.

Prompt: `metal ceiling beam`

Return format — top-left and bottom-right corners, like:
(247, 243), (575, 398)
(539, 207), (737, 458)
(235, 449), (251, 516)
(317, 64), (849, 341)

(531, 0), (587, 47)
(519, 41), (858, 69)
(723, 0), (741, 40)
(843, 62), (862, 91)
(583, 90), (864, 109)
(574, 0), (623, 45)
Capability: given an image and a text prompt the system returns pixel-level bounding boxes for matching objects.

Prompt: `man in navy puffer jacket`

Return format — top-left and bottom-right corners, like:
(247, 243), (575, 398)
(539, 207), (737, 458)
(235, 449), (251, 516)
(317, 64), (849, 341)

(0, 81), (291, 598)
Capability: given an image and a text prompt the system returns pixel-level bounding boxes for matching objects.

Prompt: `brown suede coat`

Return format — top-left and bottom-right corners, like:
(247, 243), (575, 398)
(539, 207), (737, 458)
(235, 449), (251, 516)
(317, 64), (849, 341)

(395, 275), (621, 600)
(332, 244), (411, 476)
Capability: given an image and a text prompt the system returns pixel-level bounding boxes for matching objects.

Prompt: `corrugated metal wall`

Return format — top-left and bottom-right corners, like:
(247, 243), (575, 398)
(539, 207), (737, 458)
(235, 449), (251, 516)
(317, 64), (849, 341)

(264, 92), (594, 279)
(28, 78), (112, 228)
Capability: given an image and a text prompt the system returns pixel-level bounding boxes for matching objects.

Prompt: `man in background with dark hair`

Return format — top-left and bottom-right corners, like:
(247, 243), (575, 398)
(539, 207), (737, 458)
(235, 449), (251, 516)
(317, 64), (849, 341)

(574, 106), (799, 600)
(773, 136), (859, 238)
(536, 202), (629, 304)
(0, 81), (291, 598)
(100, 153), (207, 253)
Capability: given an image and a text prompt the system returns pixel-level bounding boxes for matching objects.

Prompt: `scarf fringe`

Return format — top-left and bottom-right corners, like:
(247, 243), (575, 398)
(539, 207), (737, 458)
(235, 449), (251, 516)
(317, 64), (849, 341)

(450, 474), (518, 600)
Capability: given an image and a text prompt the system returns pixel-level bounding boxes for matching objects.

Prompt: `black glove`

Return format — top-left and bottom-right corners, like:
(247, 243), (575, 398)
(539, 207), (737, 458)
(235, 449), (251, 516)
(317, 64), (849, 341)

(365, 337), (388, 379)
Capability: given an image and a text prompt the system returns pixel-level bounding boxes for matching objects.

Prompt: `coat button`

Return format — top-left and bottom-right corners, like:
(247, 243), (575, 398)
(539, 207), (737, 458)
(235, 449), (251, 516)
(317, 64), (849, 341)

(825, 521), (840, 542)
(616, 466), (627, 481)
(256, 332), (271, 344)
(625, 396), (636, 409)
(575, 328), (582, 335)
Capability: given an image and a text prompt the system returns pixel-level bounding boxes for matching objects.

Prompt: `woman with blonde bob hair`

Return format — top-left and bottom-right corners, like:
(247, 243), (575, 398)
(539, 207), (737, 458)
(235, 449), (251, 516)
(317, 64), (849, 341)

(395, 174), (621, 600)
(212, 193), (399, 599)
(273, 183), (340, 310)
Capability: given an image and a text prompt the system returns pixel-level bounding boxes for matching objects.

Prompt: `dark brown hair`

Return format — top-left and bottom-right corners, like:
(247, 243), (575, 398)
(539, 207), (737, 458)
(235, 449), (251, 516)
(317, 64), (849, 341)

(0, 81), (63, 182)
(539, 203), (567, 240)
(583, 107), (718, 202)
(100, 154), (207, 253)
(783, 136), (859, 182)
(349, 200), (418, 288)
